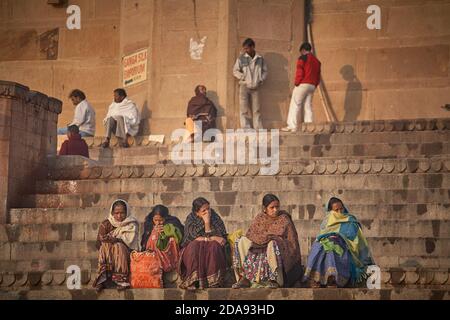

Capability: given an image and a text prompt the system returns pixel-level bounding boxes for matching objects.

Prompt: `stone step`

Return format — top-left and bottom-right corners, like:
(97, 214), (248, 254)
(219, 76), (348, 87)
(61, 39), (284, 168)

(35, 173), (450, 195)
(47, 157), (450, 181)
(9, 203), (450, 224)
(80, 118), (450, 149)
(280, 142), (449, 159)
(1, 220), (449, 243)
(1, 252), (448, 275)
(19, 189), (450, 208)
(1, 287), (449, 300)
(0, 238), (448, 261)
(86, 132), (450, 154)
(1, 262), (449, 287)
(1, 254), (448, 275)
(279, 131), (450, 145)
(86, 142), (450, 166)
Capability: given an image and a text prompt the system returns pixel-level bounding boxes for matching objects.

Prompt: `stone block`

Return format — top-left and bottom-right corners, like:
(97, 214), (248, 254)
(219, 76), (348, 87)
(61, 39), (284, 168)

(237, 0), (293, 41)
(161, 0), (219, 22)
(369, 88), (450, 120)
(0, 242), (11, 260)
(367, 45), (448, 80)
(385, 4), (450, 38)
(93, 0), (121, 19)
(59, 24), (120, 60)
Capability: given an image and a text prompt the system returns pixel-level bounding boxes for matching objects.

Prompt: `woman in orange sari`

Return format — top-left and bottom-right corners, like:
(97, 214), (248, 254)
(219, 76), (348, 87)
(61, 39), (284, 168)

(130, 205), (184, 288)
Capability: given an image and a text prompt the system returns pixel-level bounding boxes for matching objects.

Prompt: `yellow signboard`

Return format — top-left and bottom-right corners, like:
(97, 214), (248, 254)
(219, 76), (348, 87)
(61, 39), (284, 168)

(122, 49), (148, 87)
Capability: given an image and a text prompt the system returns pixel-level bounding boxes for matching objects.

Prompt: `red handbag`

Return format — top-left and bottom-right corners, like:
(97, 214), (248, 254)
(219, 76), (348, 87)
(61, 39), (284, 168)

(130, 250), (163, 288)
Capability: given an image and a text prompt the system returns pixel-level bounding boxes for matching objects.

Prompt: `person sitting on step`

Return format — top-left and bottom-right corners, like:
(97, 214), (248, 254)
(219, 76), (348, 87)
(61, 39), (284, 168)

(178, 197), (229, 290)
(101, 88), (140, 148)
(93, 199), (139, 292)
(57, 89), (96, 137)
(58, 125), (90, 158)
(232, 194), (303, 289)
(129, 205), (184, 288)
(184, 85), (217, 143)
(303, 197), (375, 288)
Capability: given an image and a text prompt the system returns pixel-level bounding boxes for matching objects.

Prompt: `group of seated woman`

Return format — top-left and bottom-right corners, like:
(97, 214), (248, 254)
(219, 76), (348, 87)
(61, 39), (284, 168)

(92, 195), (375, 291)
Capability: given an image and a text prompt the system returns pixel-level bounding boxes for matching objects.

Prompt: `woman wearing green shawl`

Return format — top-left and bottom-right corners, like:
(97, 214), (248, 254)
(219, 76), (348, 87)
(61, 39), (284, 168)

(130, 205), (184, 288)
(303, 197), (375, 287)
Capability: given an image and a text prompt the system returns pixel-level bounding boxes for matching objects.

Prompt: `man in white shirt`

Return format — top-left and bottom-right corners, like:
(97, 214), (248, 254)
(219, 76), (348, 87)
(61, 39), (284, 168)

(57, 89), (96, 137)
(233, 38), (268, 129)
(101, 88), (140, 148)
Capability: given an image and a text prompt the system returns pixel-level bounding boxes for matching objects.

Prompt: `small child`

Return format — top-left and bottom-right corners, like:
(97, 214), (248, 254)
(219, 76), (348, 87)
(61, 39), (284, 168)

(59, 125), (90, 158)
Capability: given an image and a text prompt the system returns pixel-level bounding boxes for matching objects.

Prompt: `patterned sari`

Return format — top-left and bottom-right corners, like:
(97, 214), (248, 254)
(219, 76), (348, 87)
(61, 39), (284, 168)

(93, 199), (139, 288)
(233, 211), (303, 287)
(303, 198), (375, 287)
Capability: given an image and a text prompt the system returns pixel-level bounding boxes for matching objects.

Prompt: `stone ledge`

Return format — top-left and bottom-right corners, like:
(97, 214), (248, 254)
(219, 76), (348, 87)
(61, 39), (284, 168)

(47, 157), (450, 180)
(0, 80), (29, 101)
(0, 80), (62, 114)
(0, 287), (449, 300)
(0, 268), (449, 289)
(78, 118), (450, 148)
(47, 155), (99, 170)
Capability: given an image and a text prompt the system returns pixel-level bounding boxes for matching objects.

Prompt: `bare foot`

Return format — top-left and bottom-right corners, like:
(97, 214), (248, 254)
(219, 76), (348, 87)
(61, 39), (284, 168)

(101, 140), (110, 148)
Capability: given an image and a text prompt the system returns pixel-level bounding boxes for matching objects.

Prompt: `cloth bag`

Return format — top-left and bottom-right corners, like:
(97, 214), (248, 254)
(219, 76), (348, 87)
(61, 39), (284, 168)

(130, 250), (163, 288)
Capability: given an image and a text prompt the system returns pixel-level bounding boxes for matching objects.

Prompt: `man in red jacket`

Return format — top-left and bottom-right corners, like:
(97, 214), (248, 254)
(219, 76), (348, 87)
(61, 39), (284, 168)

(59, 125), (90, 158)
(282, 42), (321, 132)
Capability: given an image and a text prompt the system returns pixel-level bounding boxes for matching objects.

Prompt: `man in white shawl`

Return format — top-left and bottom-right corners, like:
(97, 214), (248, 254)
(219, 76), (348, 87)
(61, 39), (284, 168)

(93, 199), (139, 292)
(101, 88), (140, 148)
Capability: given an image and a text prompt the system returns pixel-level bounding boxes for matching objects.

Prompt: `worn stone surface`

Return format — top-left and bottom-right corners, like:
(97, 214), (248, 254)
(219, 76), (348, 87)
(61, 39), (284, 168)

(1, 118), (450, 299)
(0, 81), (61, 223)
(1, 1), (450, 133)
(0, 287), (448, 300)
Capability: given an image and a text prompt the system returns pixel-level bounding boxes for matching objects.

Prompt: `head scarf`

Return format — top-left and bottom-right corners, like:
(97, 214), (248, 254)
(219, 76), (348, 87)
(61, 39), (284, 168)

(246, 210), (301, 273)
(108, 199), (140, 251)
(186, 85), (217, 118)
(317, 197), (375, 283)
(140, 205), (185, 250)
(181, 209), (227, 248)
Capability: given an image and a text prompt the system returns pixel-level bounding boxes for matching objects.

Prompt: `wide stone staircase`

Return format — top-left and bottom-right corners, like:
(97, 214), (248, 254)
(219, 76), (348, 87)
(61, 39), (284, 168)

(1, 118), (449, 300)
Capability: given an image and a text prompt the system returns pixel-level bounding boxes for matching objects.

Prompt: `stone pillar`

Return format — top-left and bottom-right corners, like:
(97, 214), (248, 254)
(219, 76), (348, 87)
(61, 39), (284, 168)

(0, 81), (62, 223)
(217, 0), (238, 129)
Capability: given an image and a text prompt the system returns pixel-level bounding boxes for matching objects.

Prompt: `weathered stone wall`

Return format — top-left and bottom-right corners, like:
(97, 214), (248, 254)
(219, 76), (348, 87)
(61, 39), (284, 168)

(0, 0), (304, 136)
(310, 0), (450, 122)
(0, 0), (449, 135)
(0, 81), (62, 223)
(148, 0), (305, 133)
(0, 0), (122, 136)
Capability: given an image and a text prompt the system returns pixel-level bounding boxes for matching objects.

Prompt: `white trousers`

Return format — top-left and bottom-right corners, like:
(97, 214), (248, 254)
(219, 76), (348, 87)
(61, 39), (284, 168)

(286, 84), (316, 128)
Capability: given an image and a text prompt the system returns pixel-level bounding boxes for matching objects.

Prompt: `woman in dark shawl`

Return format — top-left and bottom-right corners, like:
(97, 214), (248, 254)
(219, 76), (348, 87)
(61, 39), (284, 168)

(232, 194), (303, 289)
(184, 85), (217, 142)
(178, 197), (229, 290)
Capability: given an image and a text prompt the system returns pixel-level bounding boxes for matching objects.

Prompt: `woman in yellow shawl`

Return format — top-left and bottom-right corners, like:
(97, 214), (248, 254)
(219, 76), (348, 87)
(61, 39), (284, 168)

(93, 199), (139, 292)
(303, 197), (375, 288)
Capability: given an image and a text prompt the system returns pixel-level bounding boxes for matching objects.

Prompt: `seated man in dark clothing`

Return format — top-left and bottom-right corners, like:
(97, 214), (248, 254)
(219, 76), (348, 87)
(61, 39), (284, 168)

(184, 85), (217, 143)
(59, 125), (90, 158)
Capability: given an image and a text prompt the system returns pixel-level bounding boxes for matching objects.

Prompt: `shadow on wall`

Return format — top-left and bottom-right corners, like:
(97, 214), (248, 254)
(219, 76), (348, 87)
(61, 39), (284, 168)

(340, 65), (362, 122)
(138, 100), (152, 135)
(261, 52), (290, 126)
(206, 90), (224, 117)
